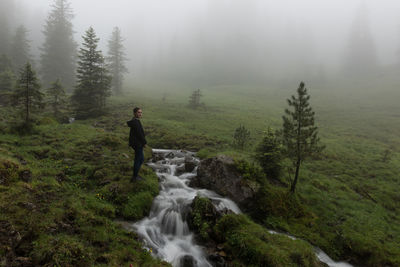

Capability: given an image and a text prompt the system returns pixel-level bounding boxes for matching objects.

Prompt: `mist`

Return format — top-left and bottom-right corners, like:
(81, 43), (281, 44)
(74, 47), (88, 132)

(4, 0), (400, 88)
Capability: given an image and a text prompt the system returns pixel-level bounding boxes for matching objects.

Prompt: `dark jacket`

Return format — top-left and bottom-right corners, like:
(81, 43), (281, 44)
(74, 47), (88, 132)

(127, 118), (147, 149)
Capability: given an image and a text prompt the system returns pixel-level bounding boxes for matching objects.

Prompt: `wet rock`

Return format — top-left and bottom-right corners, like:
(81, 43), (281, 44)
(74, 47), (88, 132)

(19, 170), (32, 182)
(180, 255), (196, 267)
(152, 152), (164, 162)
(185, 156), (196, 173)
(190, 155), (256, 210)
(175, 164), (186, 176)
(208, 253), (227, 267)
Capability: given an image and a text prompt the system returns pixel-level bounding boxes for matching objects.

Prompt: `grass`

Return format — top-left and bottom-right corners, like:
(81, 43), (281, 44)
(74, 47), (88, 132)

(0, 107), (170, 266)
(111, 81), (400, 266)
(1, 79), (399, 266)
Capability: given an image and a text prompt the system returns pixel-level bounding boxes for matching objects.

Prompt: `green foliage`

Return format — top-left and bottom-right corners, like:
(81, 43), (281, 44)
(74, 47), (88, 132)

(46, 79), (68, 120)
(233, 124), (250, 150)
(40, 0), (76, 91)
(12, 63), (44, 126)
(254, 127), (283, 180)
(234, 158), (265, 184)
(214, 214), (319, 267)
(189, 196), (216, 241)
(10, 25), (32, 72)
(72, 27), (111, 119)
(282, 82), (324, 192)
(32, 234), (92, 266)
(107, 26), (128, 96)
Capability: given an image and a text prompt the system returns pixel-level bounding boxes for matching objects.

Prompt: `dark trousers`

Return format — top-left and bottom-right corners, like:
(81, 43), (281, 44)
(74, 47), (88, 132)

(133, 146), (144, 177)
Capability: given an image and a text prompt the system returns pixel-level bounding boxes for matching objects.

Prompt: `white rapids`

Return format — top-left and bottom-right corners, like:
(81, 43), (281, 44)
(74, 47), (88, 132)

(133, 149), (240, 267)
(131, 149), (353, 267)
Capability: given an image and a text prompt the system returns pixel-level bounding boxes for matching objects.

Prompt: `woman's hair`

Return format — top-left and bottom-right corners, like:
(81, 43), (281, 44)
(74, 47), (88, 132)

(133, 107), (141, 114)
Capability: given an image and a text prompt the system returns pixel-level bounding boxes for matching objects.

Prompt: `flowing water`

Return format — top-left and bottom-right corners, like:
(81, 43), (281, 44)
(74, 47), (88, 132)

(131, 149), (353, 267)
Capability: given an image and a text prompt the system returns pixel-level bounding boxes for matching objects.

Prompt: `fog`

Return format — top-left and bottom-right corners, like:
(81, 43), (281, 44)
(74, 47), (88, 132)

(5, 0), (400, 88)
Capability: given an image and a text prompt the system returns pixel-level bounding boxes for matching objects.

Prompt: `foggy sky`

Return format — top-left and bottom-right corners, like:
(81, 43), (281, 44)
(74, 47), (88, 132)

(9, 0), (400, 86)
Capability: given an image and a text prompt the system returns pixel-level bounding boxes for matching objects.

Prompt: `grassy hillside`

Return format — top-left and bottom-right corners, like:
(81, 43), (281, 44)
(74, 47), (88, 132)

(116, 82), (400, 266)
(0, 108), (170, 266)
(1, 80), (399, 266)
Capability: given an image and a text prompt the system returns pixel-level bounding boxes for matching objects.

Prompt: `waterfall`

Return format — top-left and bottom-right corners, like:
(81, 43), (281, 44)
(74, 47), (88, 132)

(131, 149), (353, 267)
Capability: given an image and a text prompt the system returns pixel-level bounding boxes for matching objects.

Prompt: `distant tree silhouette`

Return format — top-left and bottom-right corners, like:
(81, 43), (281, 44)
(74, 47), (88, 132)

(40, 0), (76, 91)
(13, 63), (43, 124)
(46, 79), (67, 119)
(10, 25), (33, 72)
(107, 27), (128, 96)
(72, 27), (111, 119)
(188, 89), (203, 109)
(0, 55), (15, 105)
(343, 3), (378, 78)
(0, 0), (14, 56)
(233, 125), (251, 150)
(282, 82), (324, 193)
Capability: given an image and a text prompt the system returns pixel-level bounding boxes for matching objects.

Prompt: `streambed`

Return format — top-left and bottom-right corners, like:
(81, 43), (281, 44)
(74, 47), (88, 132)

(127, 149), (353, 267)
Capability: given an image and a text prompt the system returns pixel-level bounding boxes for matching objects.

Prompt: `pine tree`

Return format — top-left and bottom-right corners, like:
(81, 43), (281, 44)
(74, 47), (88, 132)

(343, 3), (378, 78)
(233, 125), (250, 150)
(0, 0), (14, 56)
(72, 27), (111, 119)
(46, 79), (67, 119)
(40, 0), (76, 91)
(254, 127), (283, 180)
(107, 26), (127, 95)
(13, 63), (43, 124)
(188, 89), (202, 109)
(10, 25), (33, 72)
(0, 55), (15, 105)
(282, 82), (324, 193)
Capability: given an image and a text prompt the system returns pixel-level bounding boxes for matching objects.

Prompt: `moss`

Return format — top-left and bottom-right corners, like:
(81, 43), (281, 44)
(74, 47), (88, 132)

(214, 214), (321, 267)
(189, 196), (217, 241)
(121, 191), (154, 220)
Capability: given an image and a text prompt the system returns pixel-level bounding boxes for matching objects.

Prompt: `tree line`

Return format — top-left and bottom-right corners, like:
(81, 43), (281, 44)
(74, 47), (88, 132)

(0, 0), (128, 125)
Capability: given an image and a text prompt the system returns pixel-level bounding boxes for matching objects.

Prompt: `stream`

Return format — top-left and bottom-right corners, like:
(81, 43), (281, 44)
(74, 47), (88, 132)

(128, 149), (353, 267)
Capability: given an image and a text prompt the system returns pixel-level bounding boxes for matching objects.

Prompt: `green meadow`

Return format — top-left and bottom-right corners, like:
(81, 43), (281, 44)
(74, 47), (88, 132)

(1, 80), (399, 266)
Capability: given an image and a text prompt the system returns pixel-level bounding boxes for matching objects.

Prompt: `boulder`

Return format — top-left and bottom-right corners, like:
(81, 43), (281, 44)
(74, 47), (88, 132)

(184, 156), (196, 173)
(190, 155), (256, 210)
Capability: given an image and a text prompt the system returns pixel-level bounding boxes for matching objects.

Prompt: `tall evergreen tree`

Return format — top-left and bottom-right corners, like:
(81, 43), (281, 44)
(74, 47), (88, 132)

(107, 27), (127, 95)
(46, 79), (67, 118)
(0, 0), (14, 56)
(40, 0), (76, 91)
(13, 63), (43, 124)
(72, 27), (111, 119)
(282, 82), (324, 193)
(343, 3), (378, 78)
(10, 25), (33, 72)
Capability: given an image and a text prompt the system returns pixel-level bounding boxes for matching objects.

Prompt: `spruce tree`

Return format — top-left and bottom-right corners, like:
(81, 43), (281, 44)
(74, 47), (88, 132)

(10, 25), (33, 72)
(282, 82), (324, 193)
(254, 128), (283, 180)
(188, 89), (202, 109)
(40, 0), (76, 91)
(13, 63), (43, 124)
(0, 0), (14, 56)
(72, 27), (111, 119)
(46, 79), (67, 119)
(233, 125), (250, 150)
(107, 26), (127, 95)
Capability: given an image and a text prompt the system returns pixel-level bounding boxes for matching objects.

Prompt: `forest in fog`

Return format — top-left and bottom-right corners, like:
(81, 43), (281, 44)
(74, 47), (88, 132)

(1, 0), (400, 89)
